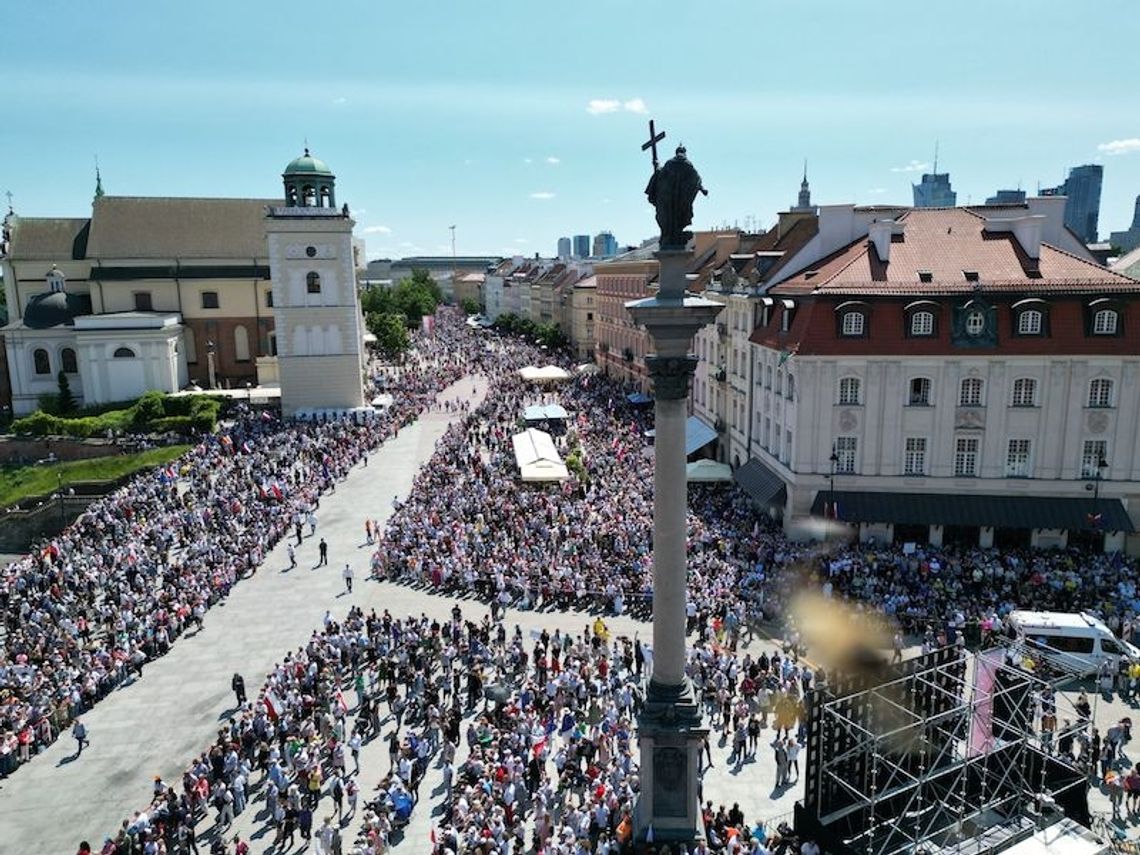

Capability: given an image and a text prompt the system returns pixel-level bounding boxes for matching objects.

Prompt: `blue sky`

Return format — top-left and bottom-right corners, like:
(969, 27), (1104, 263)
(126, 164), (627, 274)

(5, 0), (1140, 260)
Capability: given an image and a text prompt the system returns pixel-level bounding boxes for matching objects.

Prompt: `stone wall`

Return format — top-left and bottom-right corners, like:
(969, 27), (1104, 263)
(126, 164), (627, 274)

(0, 495), (94, 552)
(0, 436), (123, 464)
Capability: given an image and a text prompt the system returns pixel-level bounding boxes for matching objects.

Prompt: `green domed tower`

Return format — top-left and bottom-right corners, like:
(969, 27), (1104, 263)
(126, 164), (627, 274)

(282, 148), (336, 208)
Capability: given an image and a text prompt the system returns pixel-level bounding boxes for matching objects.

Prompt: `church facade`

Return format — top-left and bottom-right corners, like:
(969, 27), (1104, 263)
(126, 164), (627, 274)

(0, 151), (365, 416)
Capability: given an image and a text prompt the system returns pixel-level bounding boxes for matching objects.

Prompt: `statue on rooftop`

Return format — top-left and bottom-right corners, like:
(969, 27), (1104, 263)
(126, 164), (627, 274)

(644, 132), (708, 250)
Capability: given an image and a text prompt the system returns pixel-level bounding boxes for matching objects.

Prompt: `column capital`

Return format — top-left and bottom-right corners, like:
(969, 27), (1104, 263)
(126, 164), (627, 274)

(646, 354), (698, 400)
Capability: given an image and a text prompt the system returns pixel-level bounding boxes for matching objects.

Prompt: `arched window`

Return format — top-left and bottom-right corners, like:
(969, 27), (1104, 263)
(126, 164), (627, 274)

(1093, 309), (1119, 335)
(60, 348), (78, 374)
(32, 348), (51, 375)
(910, 310), (935, 336)
(959, 377), (983, 406)
(841, 311), (865, 337)
(1088, 378), (1114, 408)
(234, 325), (251, 362)
(306, 272), (322, 294)
(909, 377), (932, 406)
(1011, 378), (1037, 407)
(1017, 309), (1043, 335)
(113, 347), (136, 358)
(838, 376), (861, 405)
(302, 185), (316, 206)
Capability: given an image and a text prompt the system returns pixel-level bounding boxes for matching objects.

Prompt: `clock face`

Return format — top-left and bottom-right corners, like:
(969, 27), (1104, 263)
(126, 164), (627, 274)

(965, 310), (985, 336)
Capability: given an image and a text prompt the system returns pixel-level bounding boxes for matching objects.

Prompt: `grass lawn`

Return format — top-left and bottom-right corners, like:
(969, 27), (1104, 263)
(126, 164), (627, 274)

(0, 445), (191, 509)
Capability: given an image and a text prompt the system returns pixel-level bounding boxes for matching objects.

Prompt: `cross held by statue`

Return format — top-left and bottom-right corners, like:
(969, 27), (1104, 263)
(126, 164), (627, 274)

(642, 120), (666, 170)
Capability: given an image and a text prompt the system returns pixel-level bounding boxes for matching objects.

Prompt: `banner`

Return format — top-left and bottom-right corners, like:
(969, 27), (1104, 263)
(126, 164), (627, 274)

(967, 649), (1004, 757)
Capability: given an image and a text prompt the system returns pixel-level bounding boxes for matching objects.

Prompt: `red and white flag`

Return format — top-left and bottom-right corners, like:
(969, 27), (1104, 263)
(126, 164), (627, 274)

(263, 688), (283, 720)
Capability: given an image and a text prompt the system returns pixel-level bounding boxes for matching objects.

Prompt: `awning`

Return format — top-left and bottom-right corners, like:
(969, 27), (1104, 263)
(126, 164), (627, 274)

(518, 365), (572, 383)
(523, 404), (569, 421)
(511, 428), (569, 482)
(809, 491), (1135, 532)
(627, 392), (653, 406)
(687, 459), (734, 483)
(685, 416), (718, 456)
(734, 458), (787, 507)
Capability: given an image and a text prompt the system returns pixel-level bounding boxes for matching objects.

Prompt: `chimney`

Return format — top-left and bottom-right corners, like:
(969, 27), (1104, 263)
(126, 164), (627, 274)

(868, 220), (894, 263)
(1011, 215), (1044, 259)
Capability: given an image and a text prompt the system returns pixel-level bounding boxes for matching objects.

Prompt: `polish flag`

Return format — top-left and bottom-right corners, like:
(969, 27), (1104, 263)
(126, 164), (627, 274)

(263, 688), (283, 720)
(335, 690), (349, 713)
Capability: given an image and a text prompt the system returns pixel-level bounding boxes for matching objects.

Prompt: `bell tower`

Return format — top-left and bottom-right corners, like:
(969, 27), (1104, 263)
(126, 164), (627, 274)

(265, 148), (365, 416)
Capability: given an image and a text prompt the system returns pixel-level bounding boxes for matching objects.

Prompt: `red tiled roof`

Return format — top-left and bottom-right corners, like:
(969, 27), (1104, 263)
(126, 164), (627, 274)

(773, 207), (1139, 296)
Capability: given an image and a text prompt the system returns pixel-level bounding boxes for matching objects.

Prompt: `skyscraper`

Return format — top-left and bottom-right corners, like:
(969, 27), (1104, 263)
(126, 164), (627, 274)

(573, 234), (591, 258)
(593, 231), (618, 258)
(1041, 164), (1103, 243)
(912, 172), (957, 207)
(1109, 195), (1140, 254)
(984, 189), (1027, 205)
(557, 236), (572, 258)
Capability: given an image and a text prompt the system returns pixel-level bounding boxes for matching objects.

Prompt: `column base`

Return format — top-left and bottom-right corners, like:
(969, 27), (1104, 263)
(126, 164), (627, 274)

(634, 678), (708, 848)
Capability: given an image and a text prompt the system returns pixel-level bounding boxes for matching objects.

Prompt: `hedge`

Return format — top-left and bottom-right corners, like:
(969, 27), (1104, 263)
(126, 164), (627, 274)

(12, 393), (223, 438)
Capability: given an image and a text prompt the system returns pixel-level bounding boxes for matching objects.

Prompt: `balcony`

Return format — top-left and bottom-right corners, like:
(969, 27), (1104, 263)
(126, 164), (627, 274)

(714, 368), (727, 382)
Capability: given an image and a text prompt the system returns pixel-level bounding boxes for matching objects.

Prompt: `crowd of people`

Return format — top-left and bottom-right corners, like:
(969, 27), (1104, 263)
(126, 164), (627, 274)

(0, 316), (482, 780)
(2, 306), (1139, 853)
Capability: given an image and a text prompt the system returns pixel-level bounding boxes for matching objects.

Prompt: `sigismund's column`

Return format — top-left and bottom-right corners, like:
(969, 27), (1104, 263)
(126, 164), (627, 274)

(627, 247), (721, 846)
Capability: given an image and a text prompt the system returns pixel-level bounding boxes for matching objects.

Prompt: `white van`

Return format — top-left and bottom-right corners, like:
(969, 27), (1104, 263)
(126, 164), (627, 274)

(1007, 611), (1140, 676)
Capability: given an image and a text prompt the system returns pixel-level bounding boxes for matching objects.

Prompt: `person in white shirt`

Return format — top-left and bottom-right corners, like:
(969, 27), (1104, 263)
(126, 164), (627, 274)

(342, 563), (354, 593)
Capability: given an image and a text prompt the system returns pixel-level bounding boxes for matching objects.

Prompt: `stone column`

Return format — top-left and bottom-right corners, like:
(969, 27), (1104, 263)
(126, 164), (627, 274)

(626, 249), (722, 847)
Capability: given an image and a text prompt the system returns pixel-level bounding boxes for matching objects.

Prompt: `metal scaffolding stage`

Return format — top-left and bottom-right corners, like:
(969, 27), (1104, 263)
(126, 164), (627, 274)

(797, 644), (1093, 855)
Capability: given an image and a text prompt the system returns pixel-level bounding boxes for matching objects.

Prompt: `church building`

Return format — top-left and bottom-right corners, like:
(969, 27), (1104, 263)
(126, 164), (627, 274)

(0, 151), (366, 416)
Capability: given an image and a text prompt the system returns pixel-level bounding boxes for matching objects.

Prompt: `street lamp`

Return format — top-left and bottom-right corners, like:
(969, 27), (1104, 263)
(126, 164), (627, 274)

(206, 340), (217, 389)
(1091, 455), (1109, 531)
(829, 445), (839, 520)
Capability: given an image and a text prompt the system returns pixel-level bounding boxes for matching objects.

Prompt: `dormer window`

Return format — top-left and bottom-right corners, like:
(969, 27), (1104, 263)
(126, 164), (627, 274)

(963, 270), (979, 283)
(836, 301), (869, 338)
(1093, 309), (1118, 335)
(917, 270), (933, 283)
(1012, 299), (1048, 337)
(780, 299), (795, 332)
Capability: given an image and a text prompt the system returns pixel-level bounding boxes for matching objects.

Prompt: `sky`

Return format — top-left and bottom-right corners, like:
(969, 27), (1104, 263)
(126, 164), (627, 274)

(4, 0), (1140, 261)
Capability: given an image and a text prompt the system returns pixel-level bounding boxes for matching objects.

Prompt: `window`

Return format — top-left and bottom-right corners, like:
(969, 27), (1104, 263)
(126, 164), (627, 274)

(1011, 378), (1037, 407)
(234, 325), (251, 362)
(910, 311), (935, 337)
(268, 331), (278, 357)
(32, 348), (51, 375)
(265, 290), (274, 308)
(113, 347), (136, 358)
(1093, 309), (1118, 335)
(965, 310), (985, 337)
(904, 437), (927, 476)
(834, 437), (857, 474)
(201, 291), (219, 309)
(134, 291), (153, 312)
(785, 429), (793, 463)
(1006, 439), (1032, 478)
(1081, 440), (1108, 478)
(306, 272), (322, 294)
(787, 374), (795, 401)
(841, 312), (865, 337)
(775, 371), (783, 395)
(954, 437), (979, 477)
(765, 365), (773, 389)
(959, 377), (983, 406)
(838, 377), (861, 405)
(1017, 309), (1043, 335)
(61, 348), (78, 374)
(909, 377), (932, 406)
(586, 312), (593, 321)
(1088, 378), (1114, 408)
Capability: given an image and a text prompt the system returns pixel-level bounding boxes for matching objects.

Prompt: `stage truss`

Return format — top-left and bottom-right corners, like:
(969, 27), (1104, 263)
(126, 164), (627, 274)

(800, 644), (1093, 855)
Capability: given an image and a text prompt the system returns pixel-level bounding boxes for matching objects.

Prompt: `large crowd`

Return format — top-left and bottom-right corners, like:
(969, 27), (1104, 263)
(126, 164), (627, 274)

(2, 307), (1139, 854)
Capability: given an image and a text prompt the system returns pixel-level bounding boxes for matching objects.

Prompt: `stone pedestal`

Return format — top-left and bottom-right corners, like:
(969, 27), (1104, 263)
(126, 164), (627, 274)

(626, 249), (721, 847)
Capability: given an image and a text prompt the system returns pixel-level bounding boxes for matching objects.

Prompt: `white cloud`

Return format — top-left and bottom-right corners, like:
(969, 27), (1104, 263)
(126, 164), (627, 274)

(587, 99), (621, 114)
(1098, 138), (1140, 156)
(523, 157), (533, 164)
(890, 159), (930, 173)
(360, 225), (392, 235)
(463, 159), (474, 165)
(530, 191), (556, 200)
(332, 96), (347, 105)
(587, 97), (649, 115)
(514, 238), (528, 244)
(545, 156), (561, 165)
(868, 188), (886, 195)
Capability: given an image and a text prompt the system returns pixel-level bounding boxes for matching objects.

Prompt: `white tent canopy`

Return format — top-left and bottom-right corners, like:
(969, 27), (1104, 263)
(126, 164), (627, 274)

(686, 459), (734, 482)
(511, 428), (570, 481)
(518, 365), (573, 383)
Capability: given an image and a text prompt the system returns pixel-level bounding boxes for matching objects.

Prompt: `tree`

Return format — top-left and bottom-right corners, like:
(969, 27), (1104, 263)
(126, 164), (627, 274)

(367, 311), (410, 356)
(56, 370), (76, 414)
(460, 297), (480, 316)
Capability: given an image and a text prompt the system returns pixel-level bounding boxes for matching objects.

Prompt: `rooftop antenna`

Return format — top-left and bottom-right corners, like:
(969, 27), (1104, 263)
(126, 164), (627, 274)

(933, 140), (940, 174)
(4, 190), (12, 215)
(449, 224), (457, 281)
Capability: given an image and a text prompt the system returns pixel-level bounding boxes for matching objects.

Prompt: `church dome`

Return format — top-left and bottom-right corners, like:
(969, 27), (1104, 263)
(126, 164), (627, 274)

(283, 148), (333, 176)
(23, 291), (92, 329)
